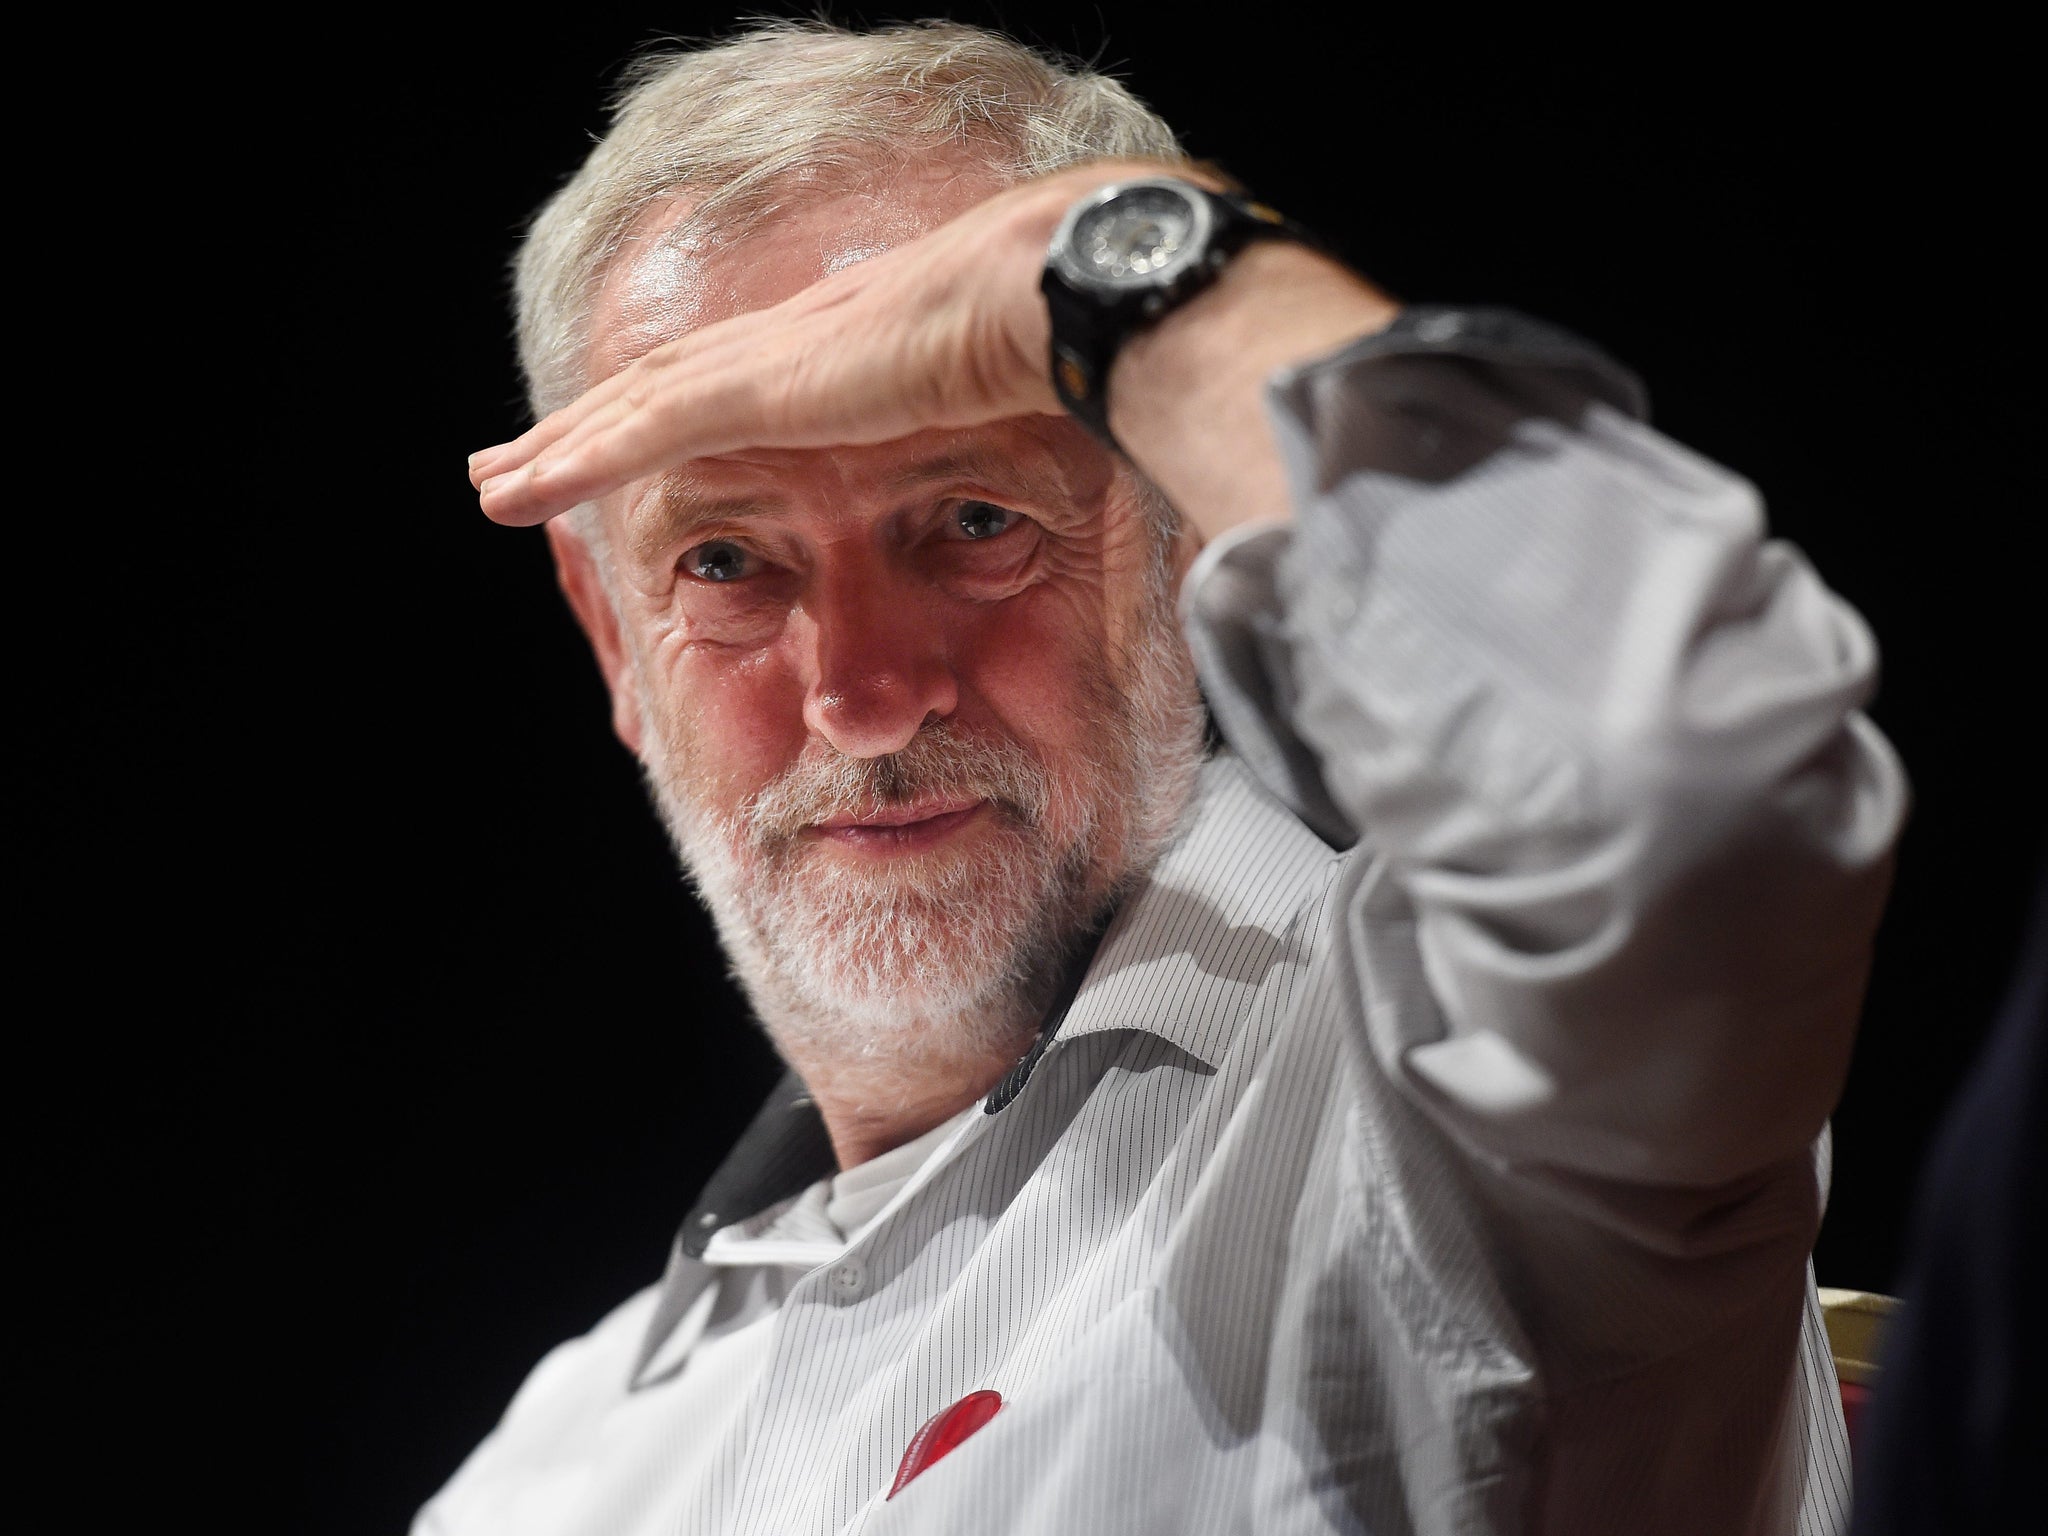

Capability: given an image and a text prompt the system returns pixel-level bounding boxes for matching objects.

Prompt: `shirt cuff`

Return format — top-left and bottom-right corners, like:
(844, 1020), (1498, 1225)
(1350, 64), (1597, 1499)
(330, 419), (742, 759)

(1267, 305), (1650, 424)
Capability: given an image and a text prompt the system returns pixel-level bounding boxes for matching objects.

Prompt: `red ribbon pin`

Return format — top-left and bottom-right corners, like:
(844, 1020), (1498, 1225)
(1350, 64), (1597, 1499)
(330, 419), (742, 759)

(886, 1389), (1004, 1500)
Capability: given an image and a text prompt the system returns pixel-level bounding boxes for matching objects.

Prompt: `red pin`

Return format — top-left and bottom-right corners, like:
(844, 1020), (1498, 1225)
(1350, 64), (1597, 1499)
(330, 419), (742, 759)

(886, 1390), (1004, 1500)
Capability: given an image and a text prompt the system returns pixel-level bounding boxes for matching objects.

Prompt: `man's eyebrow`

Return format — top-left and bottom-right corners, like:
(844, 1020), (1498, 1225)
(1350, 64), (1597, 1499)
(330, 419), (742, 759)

(621, 445), (1062, 564)
(883, 445), (1059, 499)
(623, 479), (772, 566)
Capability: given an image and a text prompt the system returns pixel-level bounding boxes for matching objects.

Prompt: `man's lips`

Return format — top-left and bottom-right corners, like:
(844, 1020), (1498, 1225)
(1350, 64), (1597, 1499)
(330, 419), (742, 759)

(809, 798), (987, 850)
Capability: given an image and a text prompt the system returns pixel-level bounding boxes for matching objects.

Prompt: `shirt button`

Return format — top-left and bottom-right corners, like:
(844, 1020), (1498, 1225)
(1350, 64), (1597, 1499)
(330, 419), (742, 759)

(829, 1257), (866, 1298)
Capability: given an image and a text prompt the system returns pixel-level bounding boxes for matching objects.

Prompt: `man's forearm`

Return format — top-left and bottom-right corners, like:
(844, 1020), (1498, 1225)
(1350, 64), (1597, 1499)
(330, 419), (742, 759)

(469, 166), (1398, 533)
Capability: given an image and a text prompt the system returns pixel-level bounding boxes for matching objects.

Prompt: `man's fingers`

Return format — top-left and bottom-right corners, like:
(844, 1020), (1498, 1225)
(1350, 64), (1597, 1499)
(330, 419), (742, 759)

(479, 372), (737, 524)
(466, 177), (1071, 523)
(466, 409), (585, 498)
(468, 308), (789, 516)
(467, 446), (511, 486)
(476, 308), (897, 523)
(468, 430), (541, 491)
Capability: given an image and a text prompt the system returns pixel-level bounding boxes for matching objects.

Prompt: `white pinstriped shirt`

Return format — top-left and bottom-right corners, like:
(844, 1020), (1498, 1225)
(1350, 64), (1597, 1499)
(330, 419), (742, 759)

(417, 310), (1904, 1535)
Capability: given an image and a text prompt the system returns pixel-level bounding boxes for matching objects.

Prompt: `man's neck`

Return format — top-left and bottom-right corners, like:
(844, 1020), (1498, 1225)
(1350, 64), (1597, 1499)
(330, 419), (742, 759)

(767, 911), (1115, 1168)
(781, 1018), (1039, 1169)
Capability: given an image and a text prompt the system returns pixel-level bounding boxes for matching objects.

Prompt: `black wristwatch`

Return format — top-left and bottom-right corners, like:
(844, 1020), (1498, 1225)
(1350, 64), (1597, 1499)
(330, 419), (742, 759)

(1040, 176), (1316, 450)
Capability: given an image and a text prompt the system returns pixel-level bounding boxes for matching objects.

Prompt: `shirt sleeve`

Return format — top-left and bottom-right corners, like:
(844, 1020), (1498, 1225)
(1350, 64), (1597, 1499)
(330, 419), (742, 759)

(1180, 307), (1908, 1196)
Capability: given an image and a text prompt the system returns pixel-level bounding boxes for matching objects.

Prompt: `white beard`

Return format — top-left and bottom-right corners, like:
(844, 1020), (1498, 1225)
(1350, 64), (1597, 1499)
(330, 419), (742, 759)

(636, 568), (1207, 1073)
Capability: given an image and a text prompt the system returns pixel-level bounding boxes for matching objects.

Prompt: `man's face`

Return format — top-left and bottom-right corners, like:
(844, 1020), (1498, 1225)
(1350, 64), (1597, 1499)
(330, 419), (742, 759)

(564, 163), (1205, 1068)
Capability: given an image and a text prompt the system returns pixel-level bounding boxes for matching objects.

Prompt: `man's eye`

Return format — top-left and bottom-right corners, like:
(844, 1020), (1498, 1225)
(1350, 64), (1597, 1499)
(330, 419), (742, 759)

(683, 540), (756, 582)
(952, 501), (1017, 541)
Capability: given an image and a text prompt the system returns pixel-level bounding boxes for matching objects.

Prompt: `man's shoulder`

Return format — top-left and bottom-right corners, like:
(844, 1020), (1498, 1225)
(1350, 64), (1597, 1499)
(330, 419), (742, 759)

(1163, 750), (1349, 904)
(1066, 750), (1347, 1058)
(512, 1280), (667, 1411)
(413, 1281), (665, 1532)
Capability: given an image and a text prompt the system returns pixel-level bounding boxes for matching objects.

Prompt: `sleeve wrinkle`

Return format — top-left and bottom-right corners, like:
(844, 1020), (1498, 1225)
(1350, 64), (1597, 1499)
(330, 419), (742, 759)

(1182, 307), (1907, 1195)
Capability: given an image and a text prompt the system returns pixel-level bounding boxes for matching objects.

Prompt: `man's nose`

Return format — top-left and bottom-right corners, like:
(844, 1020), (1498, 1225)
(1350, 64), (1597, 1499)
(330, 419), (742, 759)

(799, 558), (959, 758)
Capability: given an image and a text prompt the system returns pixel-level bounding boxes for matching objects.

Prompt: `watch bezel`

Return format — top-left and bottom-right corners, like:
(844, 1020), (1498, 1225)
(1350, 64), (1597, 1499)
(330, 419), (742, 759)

(1046, 177), (1218, 299)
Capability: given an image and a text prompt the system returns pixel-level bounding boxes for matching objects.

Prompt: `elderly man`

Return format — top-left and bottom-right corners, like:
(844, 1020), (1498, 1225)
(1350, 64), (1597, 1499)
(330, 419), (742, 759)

(427, 19), (1904, 1536)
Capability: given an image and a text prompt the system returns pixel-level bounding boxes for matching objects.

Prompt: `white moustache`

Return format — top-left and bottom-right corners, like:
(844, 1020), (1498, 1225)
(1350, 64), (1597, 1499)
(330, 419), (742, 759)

(742, 723), (1052, 845)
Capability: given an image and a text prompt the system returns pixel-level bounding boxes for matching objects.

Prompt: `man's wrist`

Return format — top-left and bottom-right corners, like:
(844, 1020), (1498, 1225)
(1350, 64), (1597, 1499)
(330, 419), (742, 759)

(1107, 242), (1400, 540)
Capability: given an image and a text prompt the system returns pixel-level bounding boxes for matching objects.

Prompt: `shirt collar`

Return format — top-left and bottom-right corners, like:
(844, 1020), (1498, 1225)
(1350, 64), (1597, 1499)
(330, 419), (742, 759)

(677, 1072), (834, 1260)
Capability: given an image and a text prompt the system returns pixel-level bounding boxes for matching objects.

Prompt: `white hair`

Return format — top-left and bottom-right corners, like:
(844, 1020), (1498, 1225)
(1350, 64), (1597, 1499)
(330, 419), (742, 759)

(513, 17), (1188, 422)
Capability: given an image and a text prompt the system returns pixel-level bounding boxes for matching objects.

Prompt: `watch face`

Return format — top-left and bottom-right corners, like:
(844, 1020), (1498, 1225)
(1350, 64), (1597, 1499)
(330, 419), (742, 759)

(1068, 183), (1206, 288)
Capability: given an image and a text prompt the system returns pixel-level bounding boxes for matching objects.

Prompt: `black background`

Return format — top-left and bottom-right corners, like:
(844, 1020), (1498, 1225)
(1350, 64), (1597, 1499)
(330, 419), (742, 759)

(71, 6), (2041, 1530)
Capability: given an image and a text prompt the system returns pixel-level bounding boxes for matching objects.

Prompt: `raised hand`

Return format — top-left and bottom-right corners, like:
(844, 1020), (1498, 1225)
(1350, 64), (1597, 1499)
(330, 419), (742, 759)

(468, 163), (1164, 527)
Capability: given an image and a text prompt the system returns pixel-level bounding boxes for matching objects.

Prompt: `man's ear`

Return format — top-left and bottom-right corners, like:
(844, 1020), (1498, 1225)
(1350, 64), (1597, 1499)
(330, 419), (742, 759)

(545, 518), (644, 756)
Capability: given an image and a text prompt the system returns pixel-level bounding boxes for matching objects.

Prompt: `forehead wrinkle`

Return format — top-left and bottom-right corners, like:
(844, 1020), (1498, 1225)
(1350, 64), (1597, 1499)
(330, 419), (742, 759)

(883, 441), (1064, 504)
(623, 473), (774, 568)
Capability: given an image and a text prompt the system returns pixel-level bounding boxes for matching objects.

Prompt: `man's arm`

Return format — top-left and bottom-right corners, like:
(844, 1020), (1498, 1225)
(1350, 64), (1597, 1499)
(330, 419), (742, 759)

(1182, 306), (1907, 1208)
(468, 161), (1392, 536)
(1106, 238), (1397, 535)
(471, 163), (1906, 1205)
